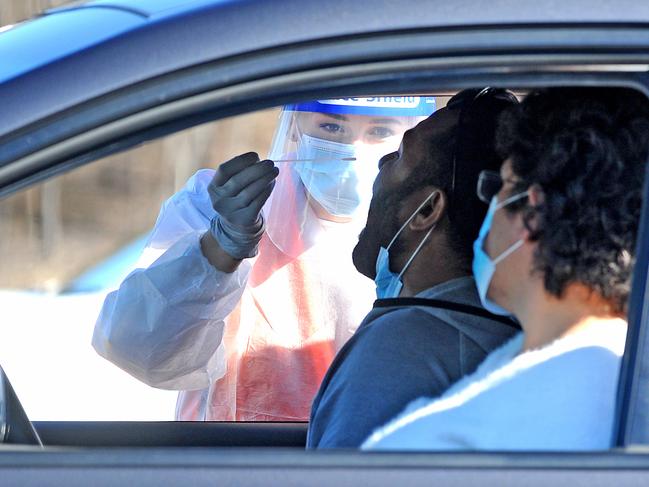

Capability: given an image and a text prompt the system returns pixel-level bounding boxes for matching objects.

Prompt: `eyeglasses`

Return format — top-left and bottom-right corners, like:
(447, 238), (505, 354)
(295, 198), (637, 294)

(476, 170), (504, 203)
(476, 170), (526, 204)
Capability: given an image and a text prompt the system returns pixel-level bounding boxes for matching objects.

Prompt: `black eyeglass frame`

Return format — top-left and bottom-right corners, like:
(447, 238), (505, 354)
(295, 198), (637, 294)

(476, 168), (530, 207)
(476, 169), (503, 204)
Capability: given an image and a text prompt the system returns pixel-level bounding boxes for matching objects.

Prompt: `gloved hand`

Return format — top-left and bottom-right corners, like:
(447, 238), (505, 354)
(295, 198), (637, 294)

(207, 152), (279, 259)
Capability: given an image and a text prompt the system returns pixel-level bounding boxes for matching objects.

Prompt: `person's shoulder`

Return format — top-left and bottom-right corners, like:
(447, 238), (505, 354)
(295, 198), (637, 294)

(369, 305), (460, 333)
(338, 307), (450, 384)
(531, 342), (622, 379)
(360, 306), (454, 348)
(479, 338), (622, 400)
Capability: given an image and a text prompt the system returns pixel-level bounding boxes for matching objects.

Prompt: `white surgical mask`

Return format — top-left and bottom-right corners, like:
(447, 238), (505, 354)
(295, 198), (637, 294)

(472, 191), (529, 315)
(375, 190), (437, 299)
(293, 134), (381, 217)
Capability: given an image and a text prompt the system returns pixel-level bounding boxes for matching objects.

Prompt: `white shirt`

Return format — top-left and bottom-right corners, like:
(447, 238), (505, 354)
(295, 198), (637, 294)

(363, 319), (627, 451)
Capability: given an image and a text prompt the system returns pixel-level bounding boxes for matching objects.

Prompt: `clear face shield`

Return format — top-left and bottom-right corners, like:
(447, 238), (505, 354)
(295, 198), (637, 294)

(262, 97), (436, 258)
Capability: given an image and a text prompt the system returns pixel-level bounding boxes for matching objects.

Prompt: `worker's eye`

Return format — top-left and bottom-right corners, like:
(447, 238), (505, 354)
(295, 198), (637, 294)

(319, 123), (345, 134)
(367, 126), (396, 141)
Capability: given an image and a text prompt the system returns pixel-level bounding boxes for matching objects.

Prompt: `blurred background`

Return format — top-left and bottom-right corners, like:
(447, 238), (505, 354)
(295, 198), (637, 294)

(0, 0), (279, 421)
(0, 0), (70, 25)
(0, 0), (279, 292)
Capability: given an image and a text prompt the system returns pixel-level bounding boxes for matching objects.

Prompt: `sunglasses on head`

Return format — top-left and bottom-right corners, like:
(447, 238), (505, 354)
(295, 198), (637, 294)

(447, 87), (519, 204)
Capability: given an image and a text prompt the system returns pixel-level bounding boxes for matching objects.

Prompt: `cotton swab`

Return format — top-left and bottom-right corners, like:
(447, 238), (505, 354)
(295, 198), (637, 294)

(273, 157), (356, 163)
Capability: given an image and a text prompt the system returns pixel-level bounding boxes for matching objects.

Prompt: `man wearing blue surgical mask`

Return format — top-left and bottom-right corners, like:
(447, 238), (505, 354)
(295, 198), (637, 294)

(308, 88), (521, 448)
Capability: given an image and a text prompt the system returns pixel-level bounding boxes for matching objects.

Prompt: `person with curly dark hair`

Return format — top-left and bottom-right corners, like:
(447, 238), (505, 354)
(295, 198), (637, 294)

(362, 87), (649, 451)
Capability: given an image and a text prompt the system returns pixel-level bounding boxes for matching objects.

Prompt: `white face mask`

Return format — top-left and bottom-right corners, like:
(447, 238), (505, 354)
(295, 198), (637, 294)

(472, 191), (529, 315)
(293, 134), (381, 217)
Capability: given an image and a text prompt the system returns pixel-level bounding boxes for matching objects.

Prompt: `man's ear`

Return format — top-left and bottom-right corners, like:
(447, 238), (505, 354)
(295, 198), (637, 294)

(408, 188), (447, 231)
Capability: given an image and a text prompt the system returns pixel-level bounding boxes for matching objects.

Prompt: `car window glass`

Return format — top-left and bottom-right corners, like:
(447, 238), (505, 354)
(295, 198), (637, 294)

(0, 95), (441, 422)
(0, 100), (431, 422)
(0, 108), (279, 420)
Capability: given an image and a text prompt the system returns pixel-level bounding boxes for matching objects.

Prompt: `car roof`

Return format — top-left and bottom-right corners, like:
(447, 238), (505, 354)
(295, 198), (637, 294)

(2, 0), (649, 137)
(57, 0), (233, 17)
(49, 0), (649, 26)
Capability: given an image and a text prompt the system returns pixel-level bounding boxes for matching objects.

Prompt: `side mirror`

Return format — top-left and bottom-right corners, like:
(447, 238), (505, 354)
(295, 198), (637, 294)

(0, 366), (42, 446)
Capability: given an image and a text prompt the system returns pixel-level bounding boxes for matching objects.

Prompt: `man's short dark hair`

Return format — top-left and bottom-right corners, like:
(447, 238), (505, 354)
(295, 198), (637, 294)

(398, 88), (518, 262)
(496, 87), (649, 313)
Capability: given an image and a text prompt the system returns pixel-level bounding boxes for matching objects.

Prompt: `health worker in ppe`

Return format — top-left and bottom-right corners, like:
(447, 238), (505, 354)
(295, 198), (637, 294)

(92, 97), (436, 421)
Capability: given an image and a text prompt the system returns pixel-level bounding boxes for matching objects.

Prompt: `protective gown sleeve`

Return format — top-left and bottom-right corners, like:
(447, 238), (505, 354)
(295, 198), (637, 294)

(92, 169), (251, 390)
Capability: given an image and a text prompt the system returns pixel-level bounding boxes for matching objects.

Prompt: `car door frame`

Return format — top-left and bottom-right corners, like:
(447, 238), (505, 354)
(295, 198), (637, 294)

(2, 22), (649, 482)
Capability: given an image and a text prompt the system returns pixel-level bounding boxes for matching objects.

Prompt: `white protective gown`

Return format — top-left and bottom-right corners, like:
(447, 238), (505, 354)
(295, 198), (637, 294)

(93, 168), (376, 421)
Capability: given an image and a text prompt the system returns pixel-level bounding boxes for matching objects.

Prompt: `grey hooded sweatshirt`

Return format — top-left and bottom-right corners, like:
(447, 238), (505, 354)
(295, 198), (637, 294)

(307, 276), (519, 448)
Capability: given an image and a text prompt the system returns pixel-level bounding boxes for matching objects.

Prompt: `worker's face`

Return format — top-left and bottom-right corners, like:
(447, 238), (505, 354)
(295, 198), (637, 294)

(352, 107), (459, 279)
(296, 111), (407, 146)
(293, 112), (414, 221)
